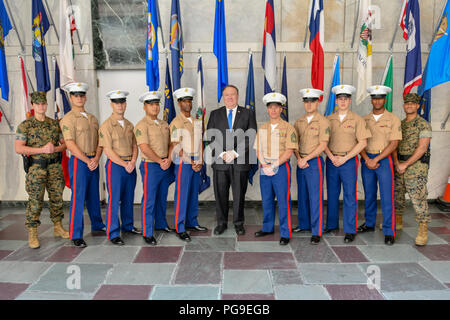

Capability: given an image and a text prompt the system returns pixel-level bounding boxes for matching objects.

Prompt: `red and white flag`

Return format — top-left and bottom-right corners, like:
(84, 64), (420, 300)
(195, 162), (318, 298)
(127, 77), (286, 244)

(399, 0), (409, 40)
(59, 0), (76, 86)
(19, 56), (33, 120)
(308, 0), (324, 99)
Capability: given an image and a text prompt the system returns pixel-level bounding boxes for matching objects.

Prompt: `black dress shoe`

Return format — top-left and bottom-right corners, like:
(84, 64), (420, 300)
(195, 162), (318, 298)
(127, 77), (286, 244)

(357, 223), (375, 233)
(344, 233), (356, 243)
(235, 225), (245, 235)
(155, 227), (175, 233)
(254, 230), (274, 237)
(385, 235), (395, 246)
(292, 227), (311, 233)
(177, 232), (191, 242)
(125, 227), (142, 235)
(214, 225), (227, 235)
(323, 228), (338, 234)
(144, 236), (157, 245)
(72, 239), (87, 248)
(310, 235), (321, 245)
(186, 225), (208, 232)
(111, 237), (125, 245)
(279, 237), (290, 245)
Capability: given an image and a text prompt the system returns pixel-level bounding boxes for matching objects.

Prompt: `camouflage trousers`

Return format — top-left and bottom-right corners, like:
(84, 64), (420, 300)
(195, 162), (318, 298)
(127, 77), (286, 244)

(394, 161), (431, 223)
(25, 163), (65, 228)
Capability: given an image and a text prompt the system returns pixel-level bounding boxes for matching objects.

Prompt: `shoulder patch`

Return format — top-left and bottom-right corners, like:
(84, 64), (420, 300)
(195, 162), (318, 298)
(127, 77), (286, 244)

(135, 129), (142, 137)
(291, 132), (297, 143)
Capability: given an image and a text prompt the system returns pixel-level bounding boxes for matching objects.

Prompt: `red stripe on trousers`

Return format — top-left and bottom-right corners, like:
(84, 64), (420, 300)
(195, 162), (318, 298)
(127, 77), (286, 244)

(142, 162), (148, 237)
(388, 155), (396, 237)
(317, 157), (323, 237)
(286, 163), (292, 238)
(355, 156), (359, 231)
(69, 157), (77, 240)
(175, 160), (183, 233)
(106, 161), (112, 240)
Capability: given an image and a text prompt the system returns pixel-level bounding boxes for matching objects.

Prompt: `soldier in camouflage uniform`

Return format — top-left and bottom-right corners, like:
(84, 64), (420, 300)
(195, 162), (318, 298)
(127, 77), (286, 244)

(14, 91), (69, 249)
(393, 93), (432, 246)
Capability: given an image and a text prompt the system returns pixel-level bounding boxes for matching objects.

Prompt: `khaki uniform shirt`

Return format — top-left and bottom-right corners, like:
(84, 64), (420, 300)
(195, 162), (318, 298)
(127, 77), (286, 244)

(134, 117), (170, 162)
(327, 110), (372, 154)
(60, 110), (99, 155)
(294, 112), (330, 155)
(254, 119), (298, 162)
(363, 111), (402, 154)
(99, 116), (136, 158)
(169, 113), (202, 157)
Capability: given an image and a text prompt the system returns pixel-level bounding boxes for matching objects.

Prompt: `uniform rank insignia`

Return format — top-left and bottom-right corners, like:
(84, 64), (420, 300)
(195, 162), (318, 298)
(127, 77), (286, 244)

(63, 125), (69, 131)
(99, 132), (103, 138)
(325, 127), (330, 135)
(291, 132), (297, 143)
(135, 129), (142, 137)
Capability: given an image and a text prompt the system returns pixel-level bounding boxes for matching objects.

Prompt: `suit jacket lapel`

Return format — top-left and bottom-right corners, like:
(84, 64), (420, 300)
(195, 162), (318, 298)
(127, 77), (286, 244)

(232, 106), (243, 130)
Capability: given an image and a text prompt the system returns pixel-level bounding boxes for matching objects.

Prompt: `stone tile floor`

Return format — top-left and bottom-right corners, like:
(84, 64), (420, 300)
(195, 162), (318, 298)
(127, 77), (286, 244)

(0, 203), (449, 300)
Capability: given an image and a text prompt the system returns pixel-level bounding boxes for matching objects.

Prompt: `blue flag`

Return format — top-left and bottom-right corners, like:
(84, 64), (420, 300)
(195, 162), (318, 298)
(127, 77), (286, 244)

(32, 0), (51, 92)
(280, 56), (289, 121)
(403, 0), (422, 95)
(163, 58), (176, 124)
(418, 88), (431, 122)
(325, 55), (340, 116)
(213, 0), (228, 102)
(146, 0), (159, 90)
(0, 0), (11, 101)
(170, 0), (183, 91)
(245, 53), (258, 185)
(418, 0), (450, 95)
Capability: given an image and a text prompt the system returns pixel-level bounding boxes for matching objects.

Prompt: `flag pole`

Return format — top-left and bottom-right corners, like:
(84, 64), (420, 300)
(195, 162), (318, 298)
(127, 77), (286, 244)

(43, 0), (59, 42)
(428, 0), (448, 49)
(4, 0), (25, 53)
(156, 0), (165, 49)
(18, 54), (35, 92)
(69, 0), (84, 51)
(0, 102), (13, 131)
(351, 0), (361, 48)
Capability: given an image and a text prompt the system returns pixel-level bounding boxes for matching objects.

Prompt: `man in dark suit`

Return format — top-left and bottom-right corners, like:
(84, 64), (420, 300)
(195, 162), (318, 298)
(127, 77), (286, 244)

(206, 85), (257, 235)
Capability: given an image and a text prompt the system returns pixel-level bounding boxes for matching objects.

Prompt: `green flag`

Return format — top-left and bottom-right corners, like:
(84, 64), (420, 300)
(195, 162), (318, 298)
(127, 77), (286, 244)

(381, 55), (393, 112)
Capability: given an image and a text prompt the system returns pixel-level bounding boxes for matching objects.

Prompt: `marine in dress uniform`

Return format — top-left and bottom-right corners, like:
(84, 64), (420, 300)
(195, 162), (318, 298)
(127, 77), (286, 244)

(99, 90), (141, 246)
(60, 82), (106, 248)
(170, 88), (208, 242)
(15, 91), (70, 249)
(135, 91), (174, 246)
(253, 92), (298, 246)
(393, 93), (432, 246)
(324, 85), (372, 243)
(293, 88), (330, 244)
(358, 85), (402, 246)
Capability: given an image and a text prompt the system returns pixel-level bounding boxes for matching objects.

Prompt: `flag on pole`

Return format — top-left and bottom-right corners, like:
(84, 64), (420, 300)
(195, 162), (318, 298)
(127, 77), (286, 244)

(418, 0), (450, 95)
(356, 0), (373, 105)
(163, 57), (176, 124)
(418, 88), (431, 121)
(0, 0), (12, 101)
(325, 54), (340, 116)
(19, 56), (33, 120)
(245, 52), (258, 185)
(262, 0), (277, 94)
(32, 0), (51, 92)
(280, 55), (288, 121)
(170, 0), (183, 91)
(399, 0), (408, 39)
(381, 55), (393, 112)
(53, 57), (71, 188)
(146, 0), (159, 90)
(308, 0), (324, 97)
(196, 55), (210, 193)
(59, 0), (76, 86)
(402, 0), (422, 95)
(213, 0), (228, 102)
